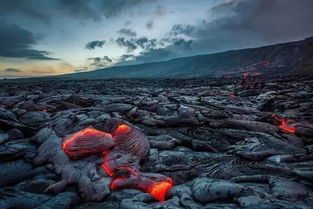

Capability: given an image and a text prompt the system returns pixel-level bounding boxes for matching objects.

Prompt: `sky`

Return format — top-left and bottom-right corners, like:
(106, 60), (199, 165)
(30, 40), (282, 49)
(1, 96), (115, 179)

(1, 0), (313, 78)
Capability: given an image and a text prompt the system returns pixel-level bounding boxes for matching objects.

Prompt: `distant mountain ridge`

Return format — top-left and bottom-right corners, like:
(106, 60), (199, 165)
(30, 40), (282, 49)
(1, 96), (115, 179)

(6, 37), (313, 81)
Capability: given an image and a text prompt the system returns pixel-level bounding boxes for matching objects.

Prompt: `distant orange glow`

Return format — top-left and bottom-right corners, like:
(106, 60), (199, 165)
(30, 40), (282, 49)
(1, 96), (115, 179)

(114, 124), (131, 135)
(242, 72), (249, 76)
(148, 180), (173, 201)
(228, 94), (236, 98)
(42, 109), (48, 113)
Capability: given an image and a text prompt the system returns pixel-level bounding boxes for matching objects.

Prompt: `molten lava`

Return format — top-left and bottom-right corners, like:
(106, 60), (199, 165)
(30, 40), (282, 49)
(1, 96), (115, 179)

(114, 124), (131, 135)
(62, 127), (113, 157)
(62, 124), (174, 202)
(279, 124), (296, 133)
(148, 180), (174, 201)
(271, 114), (296, 133)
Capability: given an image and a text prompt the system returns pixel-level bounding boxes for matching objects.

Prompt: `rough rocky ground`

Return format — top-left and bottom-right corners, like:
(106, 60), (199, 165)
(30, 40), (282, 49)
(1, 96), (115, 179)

(0, 77), (313, 209)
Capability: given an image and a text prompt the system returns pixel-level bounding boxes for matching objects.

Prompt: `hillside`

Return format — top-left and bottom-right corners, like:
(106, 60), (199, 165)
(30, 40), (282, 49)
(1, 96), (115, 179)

(56, 37), (313, 79)
(4, 37), (313, 82)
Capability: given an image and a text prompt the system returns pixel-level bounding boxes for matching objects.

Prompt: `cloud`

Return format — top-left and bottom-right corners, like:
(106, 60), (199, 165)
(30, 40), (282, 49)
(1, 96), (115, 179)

(55, 0), (101, 21)
(145, 21), (154, 29)
(98, 0), (152, 18)
(135, 37), (157, 49)
(0, 0), (52, 24)
(114, 36), (160, 52)
(117, 38), (194, 65)
(0, 23), (59, 60)
(88, 56), (113, 68)
(85, 40), (106, 49)
(118, 28), (137, 37)
(3, 68), (23, 73)
(115, 37), (137, 52)
(170, 24), (195, 37)
(126, 0), (313, 64)
(117, 54), (136, 63)
(0, 0), (155, 25)
(192, 0), (313, 52)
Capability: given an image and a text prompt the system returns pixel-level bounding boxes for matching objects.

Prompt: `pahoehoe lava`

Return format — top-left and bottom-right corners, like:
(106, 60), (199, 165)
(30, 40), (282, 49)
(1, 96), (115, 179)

(0, 77), (313, 209)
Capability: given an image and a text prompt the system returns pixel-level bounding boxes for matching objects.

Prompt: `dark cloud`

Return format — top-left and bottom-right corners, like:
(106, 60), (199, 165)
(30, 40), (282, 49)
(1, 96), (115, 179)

(131, 0), (313, 64)
(146, 21), (154, 29)
(98, 0), (152, 18)
(0, 23), (59, 60)
(0, 0), (51, 24)
(172, 38), (193, 50)
(193, 0), (313, 52)
(115, 37), (137, 52)
(85, 40), (106, 49)
(118, 38), (194, 65)
(170, 24), (195, 37)
(118, 28), (137, 37)
(3, 68), (23, 73)
(88, 56), (113, 68)
(115, 37), (159, 52)
(117, 54), (136, 63)
(135, 37), (157, 49)
(55, 0), (101, 21)
(0, 0), (153, 25)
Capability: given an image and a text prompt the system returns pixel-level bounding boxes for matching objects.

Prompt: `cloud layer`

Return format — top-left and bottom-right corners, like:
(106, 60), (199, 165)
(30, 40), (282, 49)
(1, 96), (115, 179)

(1, 0), (313, 76)
(0, 23), (58, 60)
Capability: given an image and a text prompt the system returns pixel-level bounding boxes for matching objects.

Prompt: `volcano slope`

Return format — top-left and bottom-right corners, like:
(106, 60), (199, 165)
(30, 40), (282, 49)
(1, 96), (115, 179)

(0, 77), (313, 209)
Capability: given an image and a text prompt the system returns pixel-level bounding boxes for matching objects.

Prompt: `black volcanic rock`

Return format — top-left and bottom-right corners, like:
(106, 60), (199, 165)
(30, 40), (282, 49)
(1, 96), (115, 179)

(0, 77), (313, 208)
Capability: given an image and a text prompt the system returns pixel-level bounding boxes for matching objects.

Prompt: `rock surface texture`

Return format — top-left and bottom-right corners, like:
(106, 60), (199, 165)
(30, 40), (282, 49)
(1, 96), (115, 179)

(0, 77), (313, 209)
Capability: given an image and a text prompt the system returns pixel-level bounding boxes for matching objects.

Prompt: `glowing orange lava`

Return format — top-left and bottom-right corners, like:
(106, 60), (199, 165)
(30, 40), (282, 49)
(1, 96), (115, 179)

(148, 181), (173, 201)
(62, 127), (112, 156)
(102, 162), (114, 176)
(278, 124), (296, 133)
(114, 124), (131, 135)
(271, 114), (296, 133)
(62, 125), (174, 202)
(102, 151), (114, 176)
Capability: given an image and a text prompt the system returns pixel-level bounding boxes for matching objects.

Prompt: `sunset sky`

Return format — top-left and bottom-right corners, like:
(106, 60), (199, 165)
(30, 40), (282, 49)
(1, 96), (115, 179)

(1, 0), (313, 78)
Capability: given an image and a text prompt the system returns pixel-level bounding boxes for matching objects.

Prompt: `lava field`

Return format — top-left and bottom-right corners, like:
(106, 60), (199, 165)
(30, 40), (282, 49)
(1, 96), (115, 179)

(0, 78), (313, 209)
